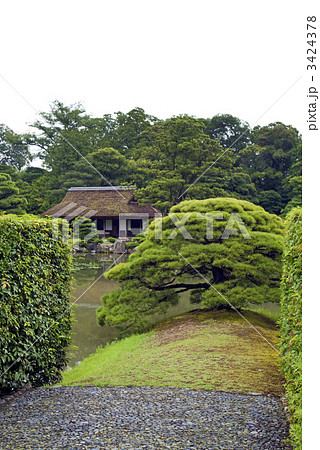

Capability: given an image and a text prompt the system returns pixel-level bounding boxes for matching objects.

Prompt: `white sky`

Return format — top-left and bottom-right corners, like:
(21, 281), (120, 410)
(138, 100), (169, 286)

(0, 0), (306, 135)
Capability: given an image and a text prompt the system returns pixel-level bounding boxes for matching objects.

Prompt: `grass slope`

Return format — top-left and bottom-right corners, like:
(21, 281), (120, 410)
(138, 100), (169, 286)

(60, 309), (283, 395)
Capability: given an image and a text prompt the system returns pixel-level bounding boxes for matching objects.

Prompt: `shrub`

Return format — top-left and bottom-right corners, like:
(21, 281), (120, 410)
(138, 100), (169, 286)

(279, 207), (302, 448)
(71, 217), (100, 248)
(125, 234), (145, 249)
(86, 236), (103, 248)
(0, 214), (73, 393)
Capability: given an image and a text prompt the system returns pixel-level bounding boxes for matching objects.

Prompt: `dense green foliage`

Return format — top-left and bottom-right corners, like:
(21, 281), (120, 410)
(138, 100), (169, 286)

(0, 102), (301, 217)
(97, 198), (284, 333)
(203, 113), (251, 152)
(279, 207), (302, 448)
(236, 122), (301, 215)
(0, 173), (27, 214)
(71, 217), (102, 249)
(0, 124), (31, 170)
(0, 215), (73, 393)
(134, 116), (256, 213)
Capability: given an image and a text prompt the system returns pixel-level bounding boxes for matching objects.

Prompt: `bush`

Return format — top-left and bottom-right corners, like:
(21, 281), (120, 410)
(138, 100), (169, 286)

(106, 237), (116, 243)
(71, 217), (100, 248)
(0, 214), (73, 393)
(85, 236), (103, 249)
(125, 234), (145, 250)
(279, 207), (302, 448)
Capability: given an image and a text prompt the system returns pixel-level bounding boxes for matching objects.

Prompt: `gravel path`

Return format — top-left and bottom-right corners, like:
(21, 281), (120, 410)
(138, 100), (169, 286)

(0, 385), (290, 449)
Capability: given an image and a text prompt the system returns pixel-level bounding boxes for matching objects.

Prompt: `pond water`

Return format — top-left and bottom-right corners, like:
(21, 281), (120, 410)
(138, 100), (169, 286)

(68, 253), (280, 367)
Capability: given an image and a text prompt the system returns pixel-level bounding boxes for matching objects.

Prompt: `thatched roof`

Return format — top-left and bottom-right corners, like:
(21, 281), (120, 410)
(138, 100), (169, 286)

(42, 187), (160, 218)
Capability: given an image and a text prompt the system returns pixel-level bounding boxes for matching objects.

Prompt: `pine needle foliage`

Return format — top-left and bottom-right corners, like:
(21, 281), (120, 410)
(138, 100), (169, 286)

(98, 198), (284, 333)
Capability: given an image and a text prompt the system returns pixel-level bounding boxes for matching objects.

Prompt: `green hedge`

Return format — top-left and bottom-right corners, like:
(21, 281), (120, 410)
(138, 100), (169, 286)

(0, 215), (73, 393)
(279, 207), (302, 448)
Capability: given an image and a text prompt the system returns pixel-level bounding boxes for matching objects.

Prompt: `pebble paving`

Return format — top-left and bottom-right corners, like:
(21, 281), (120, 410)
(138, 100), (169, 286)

(0, 385), (290, 449)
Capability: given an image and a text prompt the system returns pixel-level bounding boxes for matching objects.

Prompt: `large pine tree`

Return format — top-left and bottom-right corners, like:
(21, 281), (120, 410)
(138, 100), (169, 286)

(97, 197), (284, 333)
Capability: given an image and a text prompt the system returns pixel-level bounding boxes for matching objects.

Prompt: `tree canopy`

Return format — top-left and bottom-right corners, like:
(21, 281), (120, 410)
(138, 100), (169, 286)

(133, 115), (256, 213)
(0, 101), (301, 217)
(0, 173), (27, 214)
(97, 197), (284, 333)
(236, 123), (302, 214)
(0, 124), (31, 170)
(203, 113), (251, 153)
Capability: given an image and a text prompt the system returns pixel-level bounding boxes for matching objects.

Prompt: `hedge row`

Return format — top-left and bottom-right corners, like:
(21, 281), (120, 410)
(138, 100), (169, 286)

(279, 207), (302, 448)
(0, 215), (73, 393)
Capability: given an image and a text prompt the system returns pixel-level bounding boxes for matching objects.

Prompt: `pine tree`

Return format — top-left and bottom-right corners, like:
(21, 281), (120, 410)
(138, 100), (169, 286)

(97, 197), (284, 332)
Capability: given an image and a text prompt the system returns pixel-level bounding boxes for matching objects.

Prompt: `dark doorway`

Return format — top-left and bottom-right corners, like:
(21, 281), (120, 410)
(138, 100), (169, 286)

(96, 219), (104, 231)
(112, 219), (119, 237)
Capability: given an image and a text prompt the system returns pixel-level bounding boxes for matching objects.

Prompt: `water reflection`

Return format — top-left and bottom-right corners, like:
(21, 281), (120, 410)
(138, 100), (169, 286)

(68, 253), (127, 367)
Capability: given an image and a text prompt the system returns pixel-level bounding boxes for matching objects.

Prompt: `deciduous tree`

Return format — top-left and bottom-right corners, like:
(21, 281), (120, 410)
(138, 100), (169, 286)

(203, 114), (251, 153)
(236, 123), (302, 214)
(0, 124), (31, 170)
(134, 116), (236, 213)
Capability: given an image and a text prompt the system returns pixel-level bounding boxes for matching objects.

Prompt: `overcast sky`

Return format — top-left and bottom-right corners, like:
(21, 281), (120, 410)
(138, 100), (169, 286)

(0, 1), (307, 135)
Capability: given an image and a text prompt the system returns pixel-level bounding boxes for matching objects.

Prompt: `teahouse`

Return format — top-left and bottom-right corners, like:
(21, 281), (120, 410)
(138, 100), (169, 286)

(42, 186), (161, 238)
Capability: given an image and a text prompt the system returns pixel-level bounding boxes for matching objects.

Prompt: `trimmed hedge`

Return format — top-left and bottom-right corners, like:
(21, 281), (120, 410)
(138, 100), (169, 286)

(0, 215), (73, 393)
(279, 207), (302, 448)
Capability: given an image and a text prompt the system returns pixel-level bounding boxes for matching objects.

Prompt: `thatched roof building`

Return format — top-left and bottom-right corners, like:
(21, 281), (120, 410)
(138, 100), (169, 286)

(42, 187), (161, 237)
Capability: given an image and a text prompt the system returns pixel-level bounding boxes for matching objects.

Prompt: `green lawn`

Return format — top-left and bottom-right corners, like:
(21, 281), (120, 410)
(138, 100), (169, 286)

(60, 308), (283, 395)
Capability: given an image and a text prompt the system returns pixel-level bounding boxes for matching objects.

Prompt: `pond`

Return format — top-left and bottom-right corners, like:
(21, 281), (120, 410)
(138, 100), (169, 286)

(68, 253), (280, 367)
